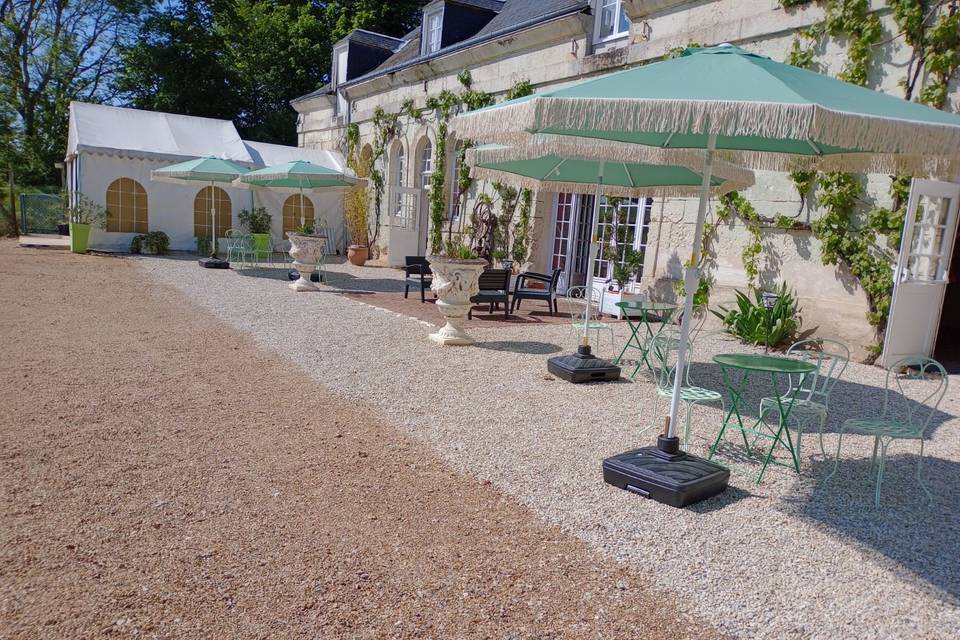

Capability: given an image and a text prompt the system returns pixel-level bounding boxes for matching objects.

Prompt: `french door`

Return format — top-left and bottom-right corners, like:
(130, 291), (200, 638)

(550, 193), (653, 293)
(882, 179), (960, 367)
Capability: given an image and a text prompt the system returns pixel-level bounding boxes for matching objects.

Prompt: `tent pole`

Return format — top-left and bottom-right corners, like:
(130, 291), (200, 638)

(583, 162), (605, 341)
(666, 133), (716, 439)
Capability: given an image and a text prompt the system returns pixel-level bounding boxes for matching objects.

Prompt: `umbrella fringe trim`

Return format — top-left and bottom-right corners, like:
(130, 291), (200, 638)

(451, 97), (960, 172)
(466, 143), (755, 185)
(468, 166), (749, 198)
(466, 133), (959, 177)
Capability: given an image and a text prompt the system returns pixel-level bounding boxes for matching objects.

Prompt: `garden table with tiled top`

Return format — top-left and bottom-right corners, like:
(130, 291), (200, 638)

(709, 353), (817, 483)
(613, 301), (677, 379)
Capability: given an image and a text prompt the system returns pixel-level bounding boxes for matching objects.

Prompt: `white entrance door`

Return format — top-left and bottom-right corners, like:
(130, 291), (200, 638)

(387, 186), (421, 266)
(882, 179), (960, 367)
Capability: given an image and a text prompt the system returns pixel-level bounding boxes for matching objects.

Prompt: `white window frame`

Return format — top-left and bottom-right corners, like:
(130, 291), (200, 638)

(333, 43), (349, 117)
(593, 0), (631, 44)
(422, 6), (444, 55)
(420, 140), (433, 191)
(592, 196), (652, 285)
(449, 142), (463, 220)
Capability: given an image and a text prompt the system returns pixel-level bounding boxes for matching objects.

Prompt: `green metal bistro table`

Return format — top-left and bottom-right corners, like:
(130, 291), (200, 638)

(709, 353), (817, 483)
(613, 301), (677, 379)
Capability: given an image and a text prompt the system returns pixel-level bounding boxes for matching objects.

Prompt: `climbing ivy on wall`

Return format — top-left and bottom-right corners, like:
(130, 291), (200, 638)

(776, 0), (960, 355)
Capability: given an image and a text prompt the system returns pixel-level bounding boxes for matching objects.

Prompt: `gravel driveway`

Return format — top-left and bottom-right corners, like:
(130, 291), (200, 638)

(0, 242), (724, 639)
(136, 255), (960, 640)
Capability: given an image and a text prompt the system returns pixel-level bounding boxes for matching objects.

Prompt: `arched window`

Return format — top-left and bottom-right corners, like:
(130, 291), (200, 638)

(105, 178), (148, 233)
(282, 194), (315, 237)
(419, 139), (433, 190)
(193, 186), (232, 239)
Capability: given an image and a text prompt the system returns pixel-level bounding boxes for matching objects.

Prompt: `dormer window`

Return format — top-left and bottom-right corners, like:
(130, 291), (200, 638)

(423, 7), (444, 55)
(595, 0), (630, 43)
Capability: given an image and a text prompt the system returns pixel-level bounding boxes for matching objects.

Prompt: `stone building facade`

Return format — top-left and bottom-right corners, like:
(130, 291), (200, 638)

(292, 0), (960, 361)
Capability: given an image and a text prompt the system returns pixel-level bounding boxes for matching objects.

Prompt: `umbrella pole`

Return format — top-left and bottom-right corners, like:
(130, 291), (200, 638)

(583, 163), (605, 341)
(210, 181), (216, 258)
(666, 133), (716, 440)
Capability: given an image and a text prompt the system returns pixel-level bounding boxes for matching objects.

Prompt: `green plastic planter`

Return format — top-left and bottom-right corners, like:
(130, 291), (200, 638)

(69, 222), (91, 254)
(250, 233), (272, 262)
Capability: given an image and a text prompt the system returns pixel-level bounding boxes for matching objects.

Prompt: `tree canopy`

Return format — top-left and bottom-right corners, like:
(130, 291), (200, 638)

(0, 0), (428, 188)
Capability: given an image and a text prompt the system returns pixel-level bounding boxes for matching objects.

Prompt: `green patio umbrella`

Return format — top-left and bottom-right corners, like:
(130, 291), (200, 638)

(468, 143), (754, 348)
(151, 156), (250, 264)
(239, 160), (364, 230)
(450, 44), (960, 485)
(239, 160), (363, 190)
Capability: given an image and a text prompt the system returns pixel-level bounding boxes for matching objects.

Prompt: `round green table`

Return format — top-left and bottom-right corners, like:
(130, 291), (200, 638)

(613, 301), (677, 379)
(709, 353), (817, 483)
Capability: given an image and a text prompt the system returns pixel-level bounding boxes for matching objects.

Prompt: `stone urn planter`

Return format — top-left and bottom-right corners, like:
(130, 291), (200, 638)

(426, 255), (488, 345)
(287, 232), (326, 291)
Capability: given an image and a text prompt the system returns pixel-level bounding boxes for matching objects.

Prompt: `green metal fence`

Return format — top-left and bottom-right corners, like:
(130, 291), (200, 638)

(19, 193), (65, 234)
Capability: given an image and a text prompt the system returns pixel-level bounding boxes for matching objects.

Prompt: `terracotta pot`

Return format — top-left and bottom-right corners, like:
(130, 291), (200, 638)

(347, 244), (369, 266)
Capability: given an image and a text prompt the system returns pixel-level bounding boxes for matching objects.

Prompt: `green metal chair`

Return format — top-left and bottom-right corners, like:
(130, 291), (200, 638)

(562, 286), (616, 356)
(649, 333), (724, 451)
(825, 355), (948, 508)
(225, 229), (255, 268)
(759, 339), (849, 463)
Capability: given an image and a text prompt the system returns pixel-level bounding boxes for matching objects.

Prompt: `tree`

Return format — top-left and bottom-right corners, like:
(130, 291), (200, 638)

(0, 0), (146, 186)
(323, 0), (427, 42)
(114, 1), (242, 124)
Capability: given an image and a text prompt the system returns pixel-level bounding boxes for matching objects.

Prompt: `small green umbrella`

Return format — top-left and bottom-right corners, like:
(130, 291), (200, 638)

(239, 160), (364, 230)
(468, 144), (754, 344)
(452, 44), (960, 447)
(239, 160), (363, 190)
(151, 157), (250, 259)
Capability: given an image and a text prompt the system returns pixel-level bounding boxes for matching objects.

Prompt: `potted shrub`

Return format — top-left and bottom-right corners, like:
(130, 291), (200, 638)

(239, 207), (272, 261)
(427, 239), (488, 346)
(68, 195), (107, 254)
(493, 248), (513, 271)
(286, 222), (326, 291)
(130, 231), (170, 255)
(347, 243), (368, 266)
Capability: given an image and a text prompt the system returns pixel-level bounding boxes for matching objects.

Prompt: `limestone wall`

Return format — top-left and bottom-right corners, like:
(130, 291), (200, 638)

(296, 0), (959, 357)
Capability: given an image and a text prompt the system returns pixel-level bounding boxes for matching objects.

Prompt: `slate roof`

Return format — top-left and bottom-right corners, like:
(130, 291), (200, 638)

(292, 0), (589, 104)
(347, 29), (403, 51)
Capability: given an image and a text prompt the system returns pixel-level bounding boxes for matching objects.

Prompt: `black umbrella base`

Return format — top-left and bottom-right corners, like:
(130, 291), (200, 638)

(547, 344), (621, 383)
(603, 436), (729, 508)
(199, 257), (230, 269)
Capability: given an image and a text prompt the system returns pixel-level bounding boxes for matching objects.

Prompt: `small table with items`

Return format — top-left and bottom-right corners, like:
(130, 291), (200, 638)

(613, 301), (678, 379)
(709, 353), (817, 483)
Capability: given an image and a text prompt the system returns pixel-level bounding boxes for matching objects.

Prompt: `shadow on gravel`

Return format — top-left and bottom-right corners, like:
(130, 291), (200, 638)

(475, 340), (563, 355)
(783, 455), (960, 604)
(326, 271), (406, 293)
(684, 484), (754, 513)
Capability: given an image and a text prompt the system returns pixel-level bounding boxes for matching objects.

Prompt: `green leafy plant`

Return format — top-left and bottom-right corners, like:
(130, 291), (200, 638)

(442, 237), (479, 260)
(239, 207), (271, 234)
(713, 283), (801, 348)
(492, 248), (506, 261)
(130, 231), (170, 255)
(293, 222), (315, 235)
(68, 194), (107, 228)
(196, 236), (211, 256)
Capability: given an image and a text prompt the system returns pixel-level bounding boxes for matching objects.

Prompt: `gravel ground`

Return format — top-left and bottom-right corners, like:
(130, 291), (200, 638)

(0, 242), (726, 639)
(137, 255), (960, 640)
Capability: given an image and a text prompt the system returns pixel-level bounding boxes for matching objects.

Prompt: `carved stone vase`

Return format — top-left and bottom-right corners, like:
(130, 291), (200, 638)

(426, 255), (488, 345)
(287, 233), (326, 291)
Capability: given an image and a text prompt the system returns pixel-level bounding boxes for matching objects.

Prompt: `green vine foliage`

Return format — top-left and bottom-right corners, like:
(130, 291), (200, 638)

(717, 192), (764, 289)
(512, 188), (533, 263)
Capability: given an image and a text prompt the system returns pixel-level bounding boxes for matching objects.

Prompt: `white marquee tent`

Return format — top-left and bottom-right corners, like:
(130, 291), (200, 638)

(65, 102), (348, 253)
